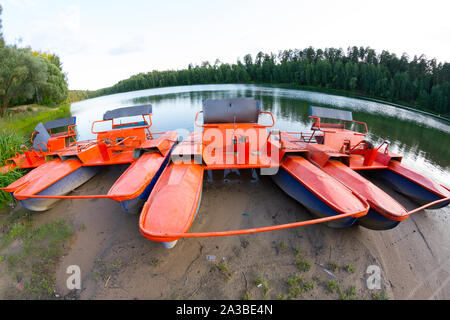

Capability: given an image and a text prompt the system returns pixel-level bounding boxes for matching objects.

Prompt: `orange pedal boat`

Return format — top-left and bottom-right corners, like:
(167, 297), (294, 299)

(274, 106), (450, 230)
(1, 116), (78, 173)
(139, 98), (371, 248)
(3, 105), (178, 213)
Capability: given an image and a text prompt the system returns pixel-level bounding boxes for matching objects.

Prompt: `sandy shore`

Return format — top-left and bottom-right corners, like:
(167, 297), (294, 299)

(23, 165), (449, 300)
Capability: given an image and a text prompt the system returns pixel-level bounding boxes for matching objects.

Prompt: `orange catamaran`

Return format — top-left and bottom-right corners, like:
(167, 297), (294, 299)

(1, 116), (78, 173)
(2, 105), (178, 214)
(138, 98), (450, 248)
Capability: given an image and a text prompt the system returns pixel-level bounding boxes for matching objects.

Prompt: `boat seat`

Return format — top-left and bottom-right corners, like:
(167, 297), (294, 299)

(44, 117), (76, 130)
(103, 104), (153, 120)
(310, 106), (353, 121)
(33, 122), (51, 152)
(315, 135), (324, 144)
(203, 98), (260, 124)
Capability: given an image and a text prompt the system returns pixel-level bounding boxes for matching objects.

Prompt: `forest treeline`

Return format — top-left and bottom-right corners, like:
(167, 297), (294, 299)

(0, 5), (68, 116)
(90, 47), (450, 115)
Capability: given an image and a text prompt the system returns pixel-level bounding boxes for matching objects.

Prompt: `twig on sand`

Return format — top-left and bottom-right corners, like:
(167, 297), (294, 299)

(105, 275), (111, 288)
(315, 263), (336, 278)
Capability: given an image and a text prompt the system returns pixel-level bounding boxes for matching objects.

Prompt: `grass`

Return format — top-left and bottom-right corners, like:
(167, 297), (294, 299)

(0, 170), (26, 210)
(339, 286), (357, 300)
(92, 257), (125, 284)
(295, 258), (311, 272)
(0, 128), (26, 164)
(242, 291), (251, 300)
(1, 104), (71, 136)
(112, 258), (122, 269)
(344, 264), (356, 273)
(324, 279), (358, 300)
(371, 290), (389, 300)
(327, 262), (339, 272)
(326, 280), (340, 293)
(212, 262), (233, 281)
(0, 128), (27, 207)
(150, 258), (159, 266)
(0, 208), (32, 248)
(286, 275), (315, 299)
(287, 275), (304, 298)
(254, 276), (270, 299)
(0, 209), (73, 299)
(312, 276), (323, 284)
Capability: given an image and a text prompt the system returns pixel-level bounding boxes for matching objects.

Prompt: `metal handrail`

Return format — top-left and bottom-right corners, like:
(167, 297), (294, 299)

(91, 114), (152, 134)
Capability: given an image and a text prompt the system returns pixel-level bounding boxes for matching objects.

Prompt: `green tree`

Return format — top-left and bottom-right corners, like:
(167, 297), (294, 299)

(87, 46), (450, 115)
(0, 4), (4, 47)
(32, 51), (68, 105)
(0, 46), (48, 115)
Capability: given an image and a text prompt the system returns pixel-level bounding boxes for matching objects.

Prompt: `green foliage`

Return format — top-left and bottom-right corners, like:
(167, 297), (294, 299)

(0, 46), (48, 115)
(0, 4), (3, 47)
(344, 264), (356, 273)
(0, 170), (24, 210)
(0, 127), (25, 163)
(66, 90), (91, 104)
(36, 54), (68, 106)
(371, 290), (389, 300)
(339, 286), (357, 300)
(286, 275), (314, 298)
(0, 7), (68, 115)
(295, 258), (311, 272)
(327, 262), (338, 272)
(254, 277), (270, 298)
(0, 127), (27, 206)
(212, 262), (233, 281)
(326, 280), (339, 293)
(89, 46), (450, 115)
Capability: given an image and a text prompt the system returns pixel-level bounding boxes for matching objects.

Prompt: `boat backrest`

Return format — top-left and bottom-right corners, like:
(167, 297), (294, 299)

(44, 116), (76, 130)
(33, 122), (51, 152)
(310, 106), (353, 121)
(203, 98), (260, 124)
(103, 104), (152, 120)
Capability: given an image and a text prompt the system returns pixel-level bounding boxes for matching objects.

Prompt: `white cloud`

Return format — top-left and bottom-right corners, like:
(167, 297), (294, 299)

(59, 5), (80, 33)
(26, 5), (83, 55)
(5, 0), (449, 90)
(4, 0), (37, 9)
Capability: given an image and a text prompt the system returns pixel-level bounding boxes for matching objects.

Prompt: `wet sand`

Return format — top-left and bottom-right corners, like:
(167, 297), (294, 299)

(33, 166), (450, 300)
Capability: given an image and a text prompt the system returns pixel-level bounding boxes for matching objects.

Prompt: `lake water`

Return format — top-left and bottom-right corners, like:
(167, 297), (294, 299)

(71, 84), (450, 186)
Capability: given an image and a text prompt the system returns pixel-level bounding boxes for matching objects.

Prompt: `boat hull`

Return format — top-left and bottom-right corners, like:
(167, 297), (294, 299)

(19, 166), (100, 211)
(379, 168), (450, 209)
(319, 160), (408, 230)
(118, 151), (172, 214)
(139, 162), (205, 246)
(161, 189), (203, 249)
(271, 166), (357, 228)
(357, 208), (401, 230)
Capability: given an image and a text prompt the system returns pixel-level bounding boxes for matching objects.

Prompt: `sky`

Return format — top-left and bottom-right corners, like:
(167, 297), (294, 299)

(2, 0), (449, 90)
